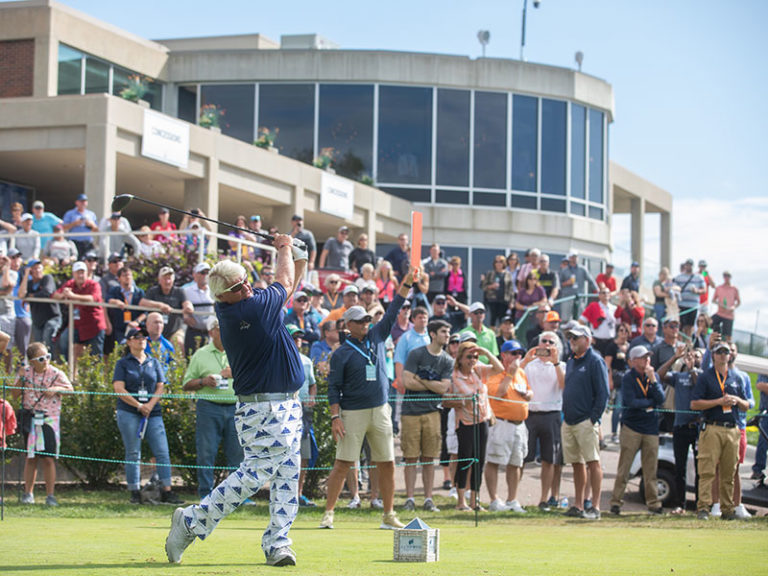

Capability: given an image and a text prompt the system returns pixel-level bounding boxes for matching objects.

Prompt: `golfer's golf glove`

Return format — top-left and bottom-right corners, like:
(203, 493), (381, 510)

(291, 244), (309, 262)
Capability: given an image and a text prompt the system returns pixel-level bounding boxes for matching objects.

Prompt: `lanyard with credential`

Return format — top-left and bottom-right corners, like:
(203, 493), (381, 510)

(635, 376), (649, 397)
(345, 339), (377, 381)
(715, 370), (732, 414)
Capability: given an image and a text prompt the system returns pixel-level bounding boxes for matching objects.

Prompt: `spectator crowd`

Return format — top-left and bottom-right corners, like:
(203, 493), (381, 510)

(2, 194), (763, 526)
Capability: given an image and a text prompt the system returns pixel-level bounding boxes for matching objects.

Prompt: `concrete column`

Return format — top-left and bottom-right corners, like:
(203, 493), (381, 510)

(630, 196), (645, 277)
(660, 211), (672, 270)
(184, 157), (219, 253)
(33, 35), (57, 98)
(84, 123), (117, 221)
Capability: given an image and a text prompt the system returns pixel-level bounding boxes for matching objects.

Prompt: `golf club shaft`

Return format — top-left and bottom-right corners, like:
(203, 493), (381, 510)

(113, 194), (306, 250)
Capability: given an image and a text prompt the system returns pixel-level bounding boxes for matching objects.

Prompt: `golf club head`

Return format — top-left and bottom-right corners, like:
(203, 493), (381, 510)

(111, 194), (134, 212)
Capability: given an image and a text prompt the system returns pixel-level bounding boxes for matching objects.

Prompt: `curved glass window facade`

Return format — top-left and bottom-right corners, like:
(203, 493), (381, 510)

(176, 81), (608, 220)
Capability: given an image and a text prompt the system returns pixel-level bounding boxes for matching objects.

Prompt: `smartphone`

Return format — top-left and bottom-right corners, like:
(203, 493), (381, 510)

(536, 348), (550, 357)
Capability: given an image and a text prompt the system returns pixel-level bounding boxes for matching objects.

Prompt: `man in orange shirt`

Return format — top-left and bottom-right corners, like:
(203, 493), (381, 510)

(485, 339), (533, 513)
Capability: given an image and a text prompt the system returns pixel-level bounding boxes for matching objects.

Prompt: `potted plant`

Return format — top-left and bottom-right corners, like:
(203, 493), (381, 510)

(119, 74), (149, 105)
(254, 127), (280, 152)
(313, 147), (336, 172)
(199, 104), (225, 130)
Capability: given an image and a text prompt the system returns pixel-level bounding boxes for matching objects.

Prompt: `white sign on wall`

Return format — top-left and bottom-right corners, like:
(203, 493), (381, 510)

(320, 172), (355, 220)
(141, 110), (190, 169)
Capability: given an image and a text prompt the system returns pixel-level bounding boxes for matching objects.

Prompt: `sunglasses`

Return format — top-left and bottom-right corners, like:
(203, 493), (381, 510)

(222, 276), (248, 294)
(714, 349), (732, 355)
(665, 323), (680, 328)
(31, 353), (52, 363)
(328, 280), (339, 285)
(262, 271), (274, 276)
(129, 334), (147, 341)
(449, 340), (460, 345)
(471, 310), (484, 315)
(295, 298), (309, 303)
(466, 354), (480, 360)
(644, 323), (657, 327)
(507, 351), (525, 357)
(540, 339), (556, 345)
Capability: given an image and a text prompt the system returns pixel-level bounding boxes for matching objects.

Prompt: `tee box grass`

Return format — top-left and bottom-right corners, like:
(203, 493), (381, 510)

(0, 492), (766, 576)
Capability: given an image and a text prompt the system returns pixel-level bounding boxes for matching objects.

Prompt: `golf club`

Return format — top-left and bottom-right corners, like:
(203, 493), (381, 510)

(111, 194), (306, 249)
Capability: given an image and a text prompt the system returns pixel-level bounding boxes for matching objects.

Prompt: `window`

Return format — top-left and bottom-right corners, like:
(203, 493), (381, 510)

(540, 197), (566, 213)
(510, 194), (537, 210)
(177, 86), (197, 124)
(380, 187), (431, 203)
(474, 92), (507, 190)
(474, 192), (507, 207)
(541, 99), (566, 196)
(589, 109), (604, 204)
(436, 89), (470, 187)
(84, 57), (109, 94)
(318, 84), (374, 180)
(571, 104), (586, 200)
(436, 189), (469, 205)
(512, 95), (538, 192)
(377, 86), (432, 185)
(570, 202), (585, 216)
(58, 45), (82, 95)
(200, 85), (255, 144)
(259, 84), (315, 163)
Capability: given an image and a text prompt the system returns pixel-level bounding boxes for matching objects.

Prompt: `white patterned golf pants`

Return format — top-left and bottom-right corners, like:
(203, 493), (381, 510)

(183, 397), (303, 558)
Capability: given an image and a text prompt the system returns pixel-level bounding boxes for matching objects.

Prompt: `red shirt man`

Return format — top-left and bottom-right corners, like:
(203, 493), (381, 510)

(150, 208), (178, 243)
(596, 264), (617, 295)
(53, 261), (106, 342)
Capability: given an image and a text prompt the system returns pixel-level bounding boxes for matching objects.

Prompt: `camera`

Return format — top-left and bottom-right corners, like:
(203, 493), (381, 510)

(536, 348), (550, 357)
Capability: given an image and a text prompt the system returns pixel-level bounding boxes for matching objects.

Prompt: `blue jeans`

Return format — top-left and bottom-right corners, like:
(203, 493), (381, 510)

(196, 400), (243, 498)
(116, 410), (172, 491)
(752, 416), (768, 475)
(32, 316), (62, 353)
(653, 303), (666, 322)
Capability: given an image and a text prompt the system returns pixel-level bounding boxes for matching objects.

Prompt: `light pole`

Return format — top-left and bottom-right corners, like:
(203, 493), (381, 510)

(520, 0), (541, 62)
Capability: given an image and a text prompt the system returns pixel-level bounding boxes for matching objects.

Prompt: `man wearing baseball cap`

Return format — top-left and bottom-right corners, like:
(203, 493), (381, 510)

(609, 345), (665, 516)
(61, 194), (99, 258)
(672, 259), (706, 338)
(290, 214), (317, 271)
(320, 267), (417, 530)
(52, 261), (106, 358)
(691, 341), (749, 520)
(459, 302), (498, 363)
(182, 262), (215, 356)
(485, 339), (533, 513)
(561, 323), (609, 519)
(30, 200), (62, 250)
(319, 226), (353, 272)
(145, 267), (193, 350)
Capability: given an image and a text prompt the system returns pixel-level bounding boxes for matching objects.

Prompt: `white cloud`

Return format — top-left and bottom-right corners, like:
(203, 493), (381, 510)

(613, 196), (768, 336)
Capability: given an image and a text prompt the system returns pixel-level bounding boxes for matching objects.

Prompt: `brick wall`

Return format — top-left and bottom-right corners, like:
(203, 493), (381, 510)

(0, 39), (34, 98)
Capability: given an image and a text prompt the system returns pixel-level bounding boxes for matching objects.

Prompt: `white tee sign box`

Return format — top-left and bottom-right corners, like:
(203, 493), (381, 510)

(393, 517), (439, 562)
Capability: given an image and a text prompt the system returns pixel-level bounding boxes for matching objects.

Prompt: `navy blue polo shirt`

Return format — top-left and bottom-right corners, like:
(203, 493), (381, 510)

(668, 370), (700, 427)
(691, 366), (744, 425)
(563, 347), (609, 425)
(113, 354), (166, 417)
(216, 282), (304, 396)
(328, 293), (405, 410)
(620, 368), (665, 435)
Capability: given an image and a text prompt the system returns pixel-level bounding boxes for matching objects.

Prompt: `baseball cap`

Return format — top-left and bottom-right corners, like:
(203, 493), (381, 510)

(361, 284), (375, 293)
(286, 324), (305, 338)
(72, 261), (87, 273)
(468, 302), (485, 314)
(662, 316), (680, 326)
(194, 262), (211, 274)
(343, 285), (359, 296)
(302, 283), (320, 295)
(126, 326), (149, 340)
(684, 258), (694, 266)
(76, 194), (88, 201)
(605, 263), (614, 268)
(500, 339), (525, 354)
(433, 294), (447, 302)
(343, 306), (372, 323)
(84, 251), (99, 261)
(108, 252), (123, 263)
(459, 332), (478, 343)
(449, 333), (461, 343)
(698, 260), (707, 267)
(566, 324), (592, 340)
(629, 345), (651, 360)
(567, 251), (578, 258)
(158, 266), (174, 277)
(158, 207), (169, 214)
(110, 212), (122, 220)
(7, 248), (21, 258)
(500, 315), (514, 324)
(631, 261), (640, 267)
(339, 225), (350, 233)
(293, 290), (308, 300)
(206, 317), (220, 331)
(544, 310), (561, 323)
(712, 341), (731, 353)
(20, 213), (33, 222)
(32, 201), (44, 209)
(250, 215), (261, 221)
(27, 259), (41, 268)
(291, 214), (303, 221)
(723, 270), (732, 277)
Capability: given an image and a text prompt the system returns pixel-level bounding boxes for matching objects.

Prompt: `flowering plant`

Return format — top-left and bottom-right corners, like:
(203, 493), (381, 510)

(199, 104), (225, 129)
(254, 126), (280, 148)
(313, 147), (336, 170)
(119, 75), (149, 102)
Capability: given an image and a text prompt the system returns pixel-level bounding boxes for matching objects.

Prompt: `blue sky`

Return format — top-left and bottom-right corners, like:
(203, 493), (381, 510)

(44, 0), (768, 334)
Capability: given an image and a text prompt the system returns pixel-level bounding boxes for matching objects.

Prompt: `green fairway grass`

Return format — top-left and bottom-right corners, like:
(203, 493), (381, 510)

(1, 491), (765, 576)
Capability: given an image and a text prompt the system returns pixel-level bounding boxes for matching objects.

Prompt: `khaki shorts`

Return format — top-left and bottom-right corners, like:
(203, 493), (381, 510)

(336, 404), (394, 462)
(400, 411), (442, 459)
(561, 419), (601, 464)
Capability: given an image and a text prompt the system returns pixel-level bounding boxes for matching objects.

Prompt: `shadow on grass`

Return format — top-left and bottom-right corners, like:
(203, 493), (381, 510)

(0, 562), (261, 572)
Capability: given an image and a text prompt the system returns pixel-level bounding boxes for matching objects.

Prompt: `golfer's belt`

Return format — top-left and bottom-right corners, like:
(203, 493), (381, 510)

(237, 391), (299, 403)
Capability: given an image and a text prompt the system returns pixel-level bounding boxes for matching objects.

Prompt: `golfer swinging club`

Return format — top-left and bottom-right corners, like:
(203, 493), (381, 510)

(166, 232), (308, 567)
